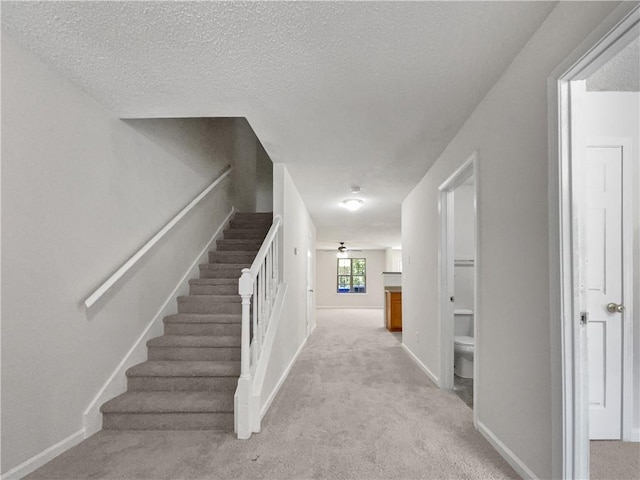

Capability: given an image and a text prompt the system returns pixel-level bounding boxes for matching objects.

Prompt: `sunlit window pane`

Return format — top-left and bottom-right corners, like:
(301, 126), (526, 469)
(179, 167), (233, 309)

(336, 258), (366, 294)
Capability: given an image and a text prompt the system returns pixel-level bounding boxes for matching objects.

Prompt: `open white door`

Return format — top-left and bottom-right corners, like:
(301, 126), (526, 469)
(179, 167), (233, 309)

(585, 145), (624, 440)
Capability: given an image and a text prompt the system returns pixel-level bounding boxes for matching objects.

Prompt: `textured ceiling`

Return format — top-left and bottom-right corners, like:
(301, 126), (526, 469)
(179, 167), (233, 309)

(2, 1), (556, 249)
(587, 37), (640, 92)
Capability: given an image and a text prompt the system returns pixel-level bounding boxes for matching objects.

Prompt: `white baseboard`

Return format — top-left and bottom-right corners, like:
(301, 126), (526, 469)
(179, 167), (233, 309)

(82, 207), (235, 436)
(626, 427), (640, 442)
(0, 429), (84, 480)
(316, 306), (383, 310)
(477, 420), (538, 480)
(401, 343), (439, 387)
(260, 334), (308, 419)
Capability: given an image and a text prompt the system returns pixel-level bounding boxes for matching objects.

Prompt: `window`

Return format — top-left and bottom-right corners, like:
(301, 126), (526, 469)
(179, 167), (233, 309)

(337, 258), (366, 293)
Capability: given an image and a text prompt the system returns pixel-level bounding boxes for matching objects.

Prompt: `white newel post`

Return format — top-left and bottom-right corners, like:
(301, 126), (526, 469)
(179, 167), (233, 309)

(236, 268), (253, 439)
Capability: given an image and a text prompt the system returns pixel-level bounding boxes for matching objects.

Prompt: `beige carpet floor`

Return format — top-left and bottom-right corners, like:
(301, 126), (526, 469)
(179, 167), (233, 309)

(591, 441), (640, 480)
(26, 308), (517, 479)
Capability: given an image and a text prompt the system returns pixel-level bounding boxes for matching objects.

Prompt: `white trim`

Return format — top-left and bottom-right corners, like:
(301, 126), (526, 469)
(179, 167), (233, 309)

(260, 330), (308, 419)
(0, 429), (85, 480)
(84, 166), (232, 308)
(476, 420), (539, 480)
(401, 343), (439, 387)
(316, 306), (383, 310)
(438, 151), (478, 392)
(82, 207), (235, 435)
(549, 4), (640, 478)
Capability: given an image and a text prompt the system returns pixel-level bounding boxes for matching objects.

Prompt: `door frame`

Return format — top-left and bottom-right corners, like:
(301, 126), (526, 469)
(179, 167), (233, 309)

(306, 247), (315, 337)
(549, 4), (638, 478)
(438, 151), (479, 419)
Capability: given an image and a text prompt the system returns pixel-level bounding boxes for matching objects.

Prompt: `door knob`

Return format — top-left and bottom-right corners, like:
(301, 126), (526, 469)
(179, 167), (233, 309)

(606, 303), (625, 313)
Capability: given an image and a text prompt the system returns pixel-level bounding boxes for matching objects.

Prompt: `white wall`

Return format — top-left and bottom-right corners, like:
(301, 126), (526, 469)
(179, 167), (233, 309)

(454, 184), (476, 260)
(454, 183), (476, 311)
(401, 3), (619, 478)
(316, 250), (385, 308)
(584, 91), (640, 437)
(256, 142), (274, 213)
(260, 164), (316, 410)
(231, 119), (258, 212)
(232, 121), (274, 214)
(384, 248), (403, 272)
(1, 36), (238, 475)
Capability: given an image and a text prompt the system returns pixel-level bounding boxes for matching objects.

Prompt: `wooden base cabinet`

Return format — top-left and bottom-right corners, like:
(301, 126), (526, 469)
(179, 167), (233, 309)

(385, 291), (402, 332)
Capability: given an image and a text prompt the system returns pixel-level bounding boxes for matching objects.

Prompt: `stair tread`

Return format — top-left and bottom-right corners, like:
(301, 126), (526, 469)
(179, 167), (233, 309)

(148, 335), (240, 348)
(164, 314), (241, 324)
(178, 295), (241, 303)
(127, 361), (240, 377)
(233, 214), (272, 219)
(101, 391), (233, 413)
(199, 263), (251, 269)
(189, 278), (238, 285)
(217, 239), (263, 243)
(213, 250), (259, 255)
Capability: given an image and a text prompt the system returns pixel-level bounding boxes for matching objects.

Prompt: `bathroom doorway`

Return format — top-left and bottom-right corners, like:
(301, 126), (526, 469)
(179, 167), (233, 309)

(438, 152), (478, 415)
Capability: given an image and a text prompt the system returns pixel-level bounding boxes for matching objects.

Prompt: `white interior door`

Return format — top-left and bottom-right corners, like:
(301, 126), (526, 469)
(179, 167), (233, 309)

(585, 145), (623, 440)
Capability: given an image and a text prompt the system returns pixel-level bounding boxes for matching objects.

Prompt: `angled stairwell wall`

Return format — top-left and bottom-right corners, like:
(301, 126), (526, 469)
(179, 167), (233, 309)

(0, 35), (270, 478)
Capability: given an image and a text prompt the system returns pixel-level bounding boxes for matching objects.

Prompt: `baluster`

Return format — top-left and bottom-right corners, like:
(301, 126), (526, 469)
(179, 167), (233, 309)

(275, 234), (279, 284)
(259, 261), (265, 347)
(252, 280), (258, 362)
(266, 249), (272, 318)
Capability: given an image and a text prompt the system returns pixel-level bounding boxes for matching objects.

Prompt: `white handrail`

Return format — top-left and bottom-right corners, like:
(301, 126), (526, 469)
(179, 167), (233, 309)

(236, 214), (282, 439)
(84, 166), (232, 308)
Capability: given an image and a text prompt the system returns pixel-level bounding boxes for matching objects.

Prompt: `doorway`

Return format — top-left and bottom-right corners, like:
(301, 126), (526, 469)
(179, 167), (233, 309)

(438, 152), (478, 416)
(554, 5), (639, 478)
(306, 248), (315, 336)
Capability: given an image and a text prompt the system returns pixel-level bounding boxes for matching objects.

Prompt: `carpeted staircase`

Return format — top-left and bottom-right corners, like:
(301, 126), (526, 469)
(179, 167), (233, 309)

(100, 212), (272, 431)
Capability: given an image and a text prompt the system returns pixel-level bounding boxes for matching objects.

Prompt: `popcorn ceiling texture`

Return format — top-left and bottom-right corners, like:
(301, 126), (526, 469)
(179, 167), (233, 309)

(2, 1), (556, 248)
(587, 38), (640, 92)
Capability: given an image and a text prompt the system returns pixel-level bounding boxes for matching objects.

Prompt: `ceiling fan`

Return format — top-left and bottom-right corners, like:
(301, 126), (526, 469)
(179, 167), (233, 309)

(331, 242), (363, 258)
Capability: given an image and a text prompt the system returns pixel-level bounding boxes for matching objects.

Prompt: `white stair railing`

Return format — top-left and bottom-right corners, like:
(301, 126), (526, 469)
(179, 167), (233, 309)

(235, 214), (282, 439)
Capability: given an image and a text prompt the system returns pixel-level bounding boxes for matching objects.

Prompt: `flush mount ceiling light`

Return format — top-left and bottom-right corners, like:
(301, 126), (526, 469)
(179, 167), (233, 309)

(340, 198), (363, 211)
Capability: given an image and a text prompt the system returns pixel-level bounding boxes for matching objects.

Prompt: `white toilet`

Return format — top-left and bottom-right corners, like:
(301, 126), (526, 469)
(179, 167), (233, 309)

(454, 310), (474, 378)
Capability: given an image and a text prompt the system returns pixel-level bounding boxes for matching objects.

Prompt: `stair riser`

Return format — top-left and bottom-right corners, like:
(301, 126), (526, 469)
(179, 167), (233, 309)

(128, 376), (238, 392)
(103, 412), (233, 430)
(164, 323), (241, 336)
(148, 347), (240, 361)
(178, 301), (241, 315)
(189, 284), (238, 295)
(230, 217), (271, 225)
(223, 231), (268, 240)
(216, 242), (262, 252)
(208, 252), (256, 264)
(233, 214), (272, 220)
(198, 266), (245, 279)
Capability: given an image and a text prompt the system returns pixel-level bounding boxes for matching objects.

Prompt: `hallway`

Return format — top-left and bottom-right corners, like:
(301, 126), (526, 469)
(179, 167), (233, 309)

(26, 309), (516, 479)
